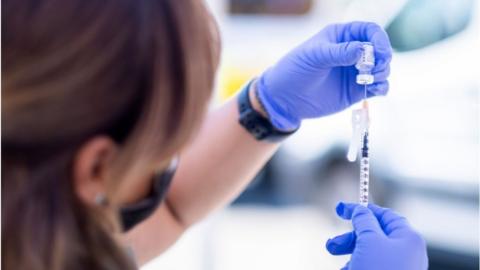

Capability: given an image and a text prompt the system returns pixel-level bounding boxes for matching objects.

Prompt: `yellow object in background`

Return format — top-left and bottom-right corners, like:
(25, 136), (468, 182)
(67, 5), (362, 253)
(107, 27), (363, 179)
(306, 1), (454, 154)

(219, 65), (259, 102)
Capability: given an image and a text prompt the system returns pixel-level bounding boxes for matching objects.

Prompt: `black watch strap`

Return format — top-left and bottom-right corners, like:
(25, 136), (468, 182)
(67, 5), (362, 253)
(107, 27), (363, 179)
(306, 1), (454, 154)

(237, 80), (297, 142)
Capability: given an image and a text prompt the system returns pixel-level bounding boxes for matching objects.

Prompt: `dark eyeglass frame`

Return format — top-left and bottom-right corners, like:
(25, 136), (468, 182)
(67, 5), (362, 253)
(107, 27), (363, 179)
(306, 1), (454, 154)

(120, 157), (179, 230)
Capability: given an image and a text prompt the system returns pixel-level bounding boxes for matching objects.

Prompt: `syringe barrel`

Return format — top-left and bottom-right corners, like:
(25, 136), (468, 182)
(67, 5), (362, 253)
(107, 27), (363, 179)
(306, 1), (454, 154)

(359, 156), (369, 206)
(359, 132), (369, 206)
(361, 132), (369, 157)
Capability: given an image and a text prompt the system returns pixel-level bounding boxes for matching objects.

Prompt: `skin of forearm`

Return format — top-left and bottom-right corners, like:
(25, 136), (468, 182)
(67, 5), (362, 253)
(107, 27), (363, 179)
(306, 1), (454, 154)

(123, 203), (186, 266)
(165, 84), (279, 227)
(125, 84), (280, 265)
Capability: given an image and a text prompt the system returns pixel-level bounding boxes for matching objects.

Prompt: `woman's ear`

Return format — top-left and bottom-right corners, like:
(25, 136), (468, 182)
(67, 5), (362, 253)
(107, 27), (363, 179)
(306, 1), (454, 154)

(73, 136), (118, 206)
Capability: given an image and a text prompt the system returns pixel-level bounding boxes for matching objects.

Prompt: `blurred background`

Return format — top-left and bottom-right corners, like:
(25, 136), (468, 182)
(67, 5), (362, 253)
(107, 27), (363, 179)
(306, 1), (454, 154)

(143, 0), (479, 269)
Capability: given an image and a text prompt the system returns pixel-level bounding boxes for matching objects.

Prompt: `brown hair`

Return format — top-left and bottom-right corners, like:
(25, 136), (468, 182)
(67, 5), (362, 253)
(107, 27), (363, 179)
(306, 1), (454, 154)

(2, 0), (219, 269)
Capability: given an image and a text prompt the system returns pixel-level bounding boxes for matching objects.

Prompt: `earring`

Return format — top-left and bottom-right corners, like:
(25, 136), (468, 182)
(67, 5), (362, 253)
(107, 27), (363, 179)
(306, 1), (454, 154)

(94, 193), (108, 206)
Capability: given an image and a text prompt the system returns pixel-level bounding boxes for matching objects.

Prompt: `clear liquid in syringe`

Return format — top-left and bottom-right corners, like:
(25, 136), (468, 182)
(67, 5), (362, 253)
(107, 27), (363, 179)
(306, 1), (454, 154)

(359, 131), (369, 206)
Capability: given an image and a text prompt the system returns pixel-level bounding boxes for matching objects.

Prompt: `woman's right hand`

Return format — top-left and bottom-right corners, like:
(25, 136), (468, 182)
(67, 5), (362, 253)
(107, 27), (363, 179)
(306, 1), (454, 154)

(326, 202), (428, 270)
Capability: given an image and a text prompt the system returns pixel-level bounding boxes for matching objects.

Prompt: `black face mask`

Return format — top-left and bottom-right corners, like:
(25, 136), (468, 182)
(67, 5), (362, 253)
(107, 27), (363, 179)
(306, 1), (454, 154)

(120, 158), (178, 231)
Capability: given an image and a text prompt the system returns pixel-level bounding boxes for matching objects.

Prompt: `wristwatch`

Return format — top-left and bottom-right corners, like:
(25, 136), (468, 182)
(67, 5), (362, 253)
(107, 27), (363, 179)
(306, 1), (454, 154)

(237, 79), (298, 142)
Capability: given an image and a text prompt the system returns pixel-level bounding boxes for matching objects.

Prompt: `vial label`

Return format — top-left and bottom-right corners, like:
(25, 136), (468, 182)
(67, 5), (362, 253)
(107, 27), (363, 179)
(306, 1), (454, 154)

(356, 44), (375, 85)
(356, 44), (375, 69)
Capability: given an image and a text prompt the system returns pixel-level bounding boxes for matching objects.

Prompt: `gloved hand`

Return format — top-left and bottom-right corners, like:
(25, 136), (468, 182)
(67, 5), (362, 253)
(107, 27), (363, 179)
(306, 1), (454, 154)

(256, 21), (392, 131)
(326, 202), (428, 270)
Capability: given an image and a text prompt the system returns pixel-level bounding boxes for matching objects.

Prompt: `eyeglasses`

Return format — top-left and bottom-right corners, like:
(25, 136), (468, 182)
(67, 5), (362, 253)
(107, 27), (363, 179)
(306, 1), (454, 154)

(119, 157), (179, 230)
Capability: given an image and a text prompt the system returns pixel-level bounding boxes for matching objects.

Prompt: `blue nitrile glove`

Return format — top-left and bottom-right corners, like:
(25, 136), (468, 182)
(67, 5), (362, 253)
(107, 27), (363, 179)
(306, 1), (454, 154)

(256, 22), (392, 131)
(326, 202), (428, 270)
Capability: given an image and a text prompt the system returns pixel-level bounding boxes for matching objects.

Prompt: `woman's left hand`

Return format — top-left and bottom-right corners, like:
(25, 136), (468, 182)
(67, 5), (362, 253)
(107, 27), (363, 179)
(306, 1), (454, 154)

(256, 21), (392, 131)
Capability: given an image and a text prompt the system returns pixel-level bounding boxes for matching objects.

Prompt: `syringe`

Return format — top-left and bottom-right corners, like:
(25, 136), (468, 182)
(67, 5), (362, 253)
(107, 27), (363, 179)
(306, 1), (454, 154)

(359, 122), (369, 206)
(347, 43), (374, 206)
(359, 85), (370, 206)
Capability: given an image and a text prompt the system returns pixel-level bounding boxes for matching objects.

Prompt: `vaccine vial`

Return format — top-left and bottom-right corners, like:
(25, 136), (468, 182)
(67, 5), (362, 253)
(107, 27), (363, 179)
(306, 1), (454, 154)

(355, 44), (375, 85)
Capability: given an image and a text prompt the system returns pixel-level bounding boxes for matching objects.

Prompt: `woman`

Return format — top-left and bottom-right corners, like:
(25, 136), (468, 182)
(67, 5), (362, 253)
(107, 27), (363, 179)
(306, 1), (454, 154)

(2, 0), (428, 269)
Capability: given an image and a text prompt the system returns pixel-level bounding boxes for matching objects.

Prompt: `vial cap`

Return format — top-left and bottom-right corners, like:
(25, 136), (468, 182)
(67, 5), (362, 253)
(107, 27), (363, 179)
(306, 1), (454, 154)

(356, 74), (374, 85)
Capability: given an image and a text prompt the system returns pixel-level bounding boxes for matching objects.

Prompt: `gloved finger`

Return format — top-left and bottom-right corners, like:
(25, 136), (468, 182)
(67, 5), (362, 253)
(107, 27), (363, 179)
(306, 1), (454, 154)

(367, 81), (389, 96)
(317, 41), (364, 67)
(373, 63), (391, 81)
(337, 202), (384, 236)
(334, 21), (392, 62)
(366, 91), (376, 98)
(368, 204), (412, 236)
(372, 58), (391, 74)
(326, 231), (356, 255)
(335, 202), (359, 220)
(341, 261), (351, 270)
(351, 205), (384, 236)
